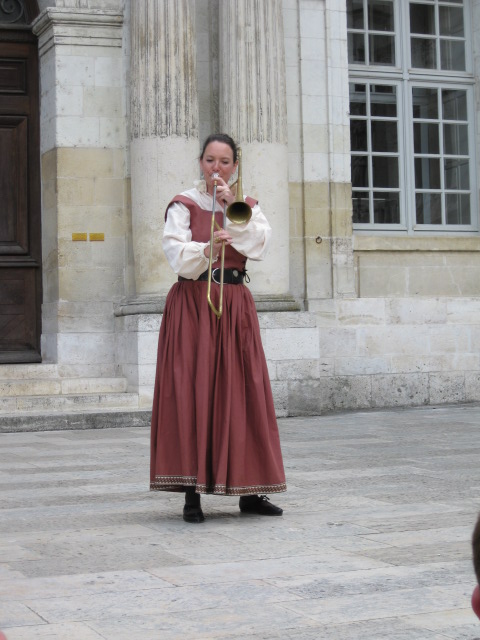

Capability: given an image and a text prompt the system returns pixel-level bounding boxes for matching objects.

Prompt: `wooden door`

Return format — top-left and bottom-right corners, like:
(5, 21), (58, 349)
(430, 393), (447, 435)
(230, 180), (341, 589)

(0, 30), (41, 363)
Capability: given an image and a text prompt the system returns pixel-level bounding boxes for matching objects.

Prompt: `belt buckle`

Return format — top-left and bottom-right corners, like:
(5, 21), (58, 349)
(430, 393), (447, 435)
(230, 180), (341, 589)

(212, 268), (221, 285)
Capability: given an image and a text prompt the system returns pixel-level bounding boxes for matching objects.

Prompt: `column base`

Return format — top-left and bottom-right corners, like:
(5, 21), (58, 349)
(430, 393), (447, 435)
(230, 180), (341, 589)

(115, 293), (303, 317)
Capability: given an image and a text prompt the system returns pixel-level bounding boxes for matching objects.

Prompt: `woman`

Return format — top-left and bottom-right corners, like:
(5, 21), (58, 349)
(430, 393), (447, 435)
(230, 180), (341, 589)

(150, 133), (286, 523)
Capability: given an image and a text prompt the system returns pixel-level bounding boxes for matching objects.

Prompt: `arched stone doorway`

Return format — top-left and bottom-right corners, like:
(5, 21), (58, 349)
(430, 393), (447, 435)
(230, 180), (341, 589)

(0, 0), (42, 363)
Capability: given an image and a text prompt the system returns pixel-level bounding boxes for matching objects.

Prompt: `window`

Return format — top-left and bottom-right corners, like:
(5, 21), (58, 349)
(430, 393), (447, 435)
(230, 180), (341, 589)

(347, 0), (396, 65)
(351, 83), (401, 224)
(347, 0), (476, 232)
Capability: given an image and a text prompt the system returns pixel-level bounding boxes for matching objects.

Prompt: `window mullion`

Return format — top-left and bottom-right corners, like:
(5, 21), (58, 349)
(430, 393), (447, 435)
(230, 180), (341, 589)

(401, 0), (412, 234)
(366, 84), (373, 223)
(403, 80), (413, 234)
(438, 89), (446, 225)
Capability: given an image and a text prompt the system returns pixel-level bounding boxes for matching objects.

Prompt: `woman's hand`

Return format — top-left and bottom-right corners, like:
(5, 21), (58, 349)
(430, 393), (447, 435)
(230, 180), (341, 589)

(214, 176), (235, 206)
(203, 230), (233, 259)
(213, 229), (233, 246)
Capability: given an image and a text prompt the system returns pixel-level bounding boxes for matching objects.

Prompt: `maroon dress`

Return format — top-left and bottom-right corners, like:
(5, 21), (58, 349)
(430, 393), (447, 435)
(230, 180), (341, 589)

(150, 195), (286, 496)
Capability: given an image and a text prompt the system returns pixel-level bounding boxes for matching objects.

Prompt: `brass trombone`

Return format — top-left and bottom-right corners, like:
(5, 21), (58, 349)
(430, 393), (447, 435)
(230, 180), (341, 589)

(207, 148), (252, 318)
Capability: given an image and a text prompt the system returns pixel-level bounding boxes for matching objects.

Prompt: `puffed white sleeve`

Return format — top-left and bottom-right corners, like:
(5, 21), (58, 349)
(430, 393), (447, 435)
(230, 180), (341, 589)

(162, 201), (212, 279)
(227, 201), (272, 261)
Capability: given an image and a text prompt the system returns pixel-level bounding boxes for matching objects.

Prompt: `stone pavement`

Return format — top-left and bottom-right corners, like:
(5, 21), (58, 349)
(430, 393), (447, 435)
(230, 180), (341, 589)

(1, 405), (480, 640)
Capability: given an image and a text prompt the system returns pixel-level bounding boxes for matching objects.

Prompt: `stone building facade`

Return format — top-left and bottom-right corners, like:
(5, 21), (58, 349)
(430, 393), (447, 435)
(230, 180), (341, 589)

(1, 0), (480, 420)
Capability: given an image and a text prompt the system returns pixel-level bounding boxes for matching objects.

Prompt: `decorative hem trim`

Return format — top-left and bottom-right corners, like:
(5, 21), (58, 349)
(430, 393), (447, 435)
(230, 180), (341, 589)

(150, 475), (287, 496)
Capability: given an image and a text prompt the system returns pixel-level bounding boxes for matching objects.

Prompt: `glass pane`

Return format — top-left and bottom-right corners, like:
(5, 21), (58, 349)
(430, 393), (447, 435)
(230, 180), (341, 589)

(373, 192), (400, 223)
(352, 156), (369, 187)
(352, 191), (370, 223)
(410, 3), (435, 35)
(412, 87), (438, 119)
(446, 193), (470, 224)
(442, 90), (467, 121)
(443, 124), (468, 155)
(369, 34), (395, 64)
(348, 32), (366, 63)
(368, 0), (394, 31)
(372, 156), (399, 187)
(350, 120), (368, 151)
(350, 83), (367, 115)
(347, 0), (364, 29)
(371, 120), (398, 152)
(440, 39), (466, 71)
(415, 158), (440, 189)
(411, 37), (436, 68)
(439, 7), (464, 37)
(416, 192), (442, 224)
(444, 158), (470, 190)
(370, 85), (397, 117)
(414, 123), (439, 154)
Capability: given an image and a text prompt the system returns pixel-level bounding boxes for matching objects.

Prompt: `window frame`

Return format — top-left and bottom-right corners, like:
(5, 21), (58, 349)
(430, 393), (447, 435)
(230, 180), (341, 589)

(406, 79), (477, 231)
(350, 78), (408, 231)
(347, 0), (478, 235)
(347, 0), (402, 69)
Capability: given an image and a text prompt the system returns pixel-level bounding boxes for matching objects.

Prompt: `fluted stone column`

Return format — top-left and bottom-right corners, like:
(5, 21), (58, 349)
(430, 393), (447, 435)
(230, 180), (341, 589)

(130, 0), (199, 296)
(219, 0), (290, 298)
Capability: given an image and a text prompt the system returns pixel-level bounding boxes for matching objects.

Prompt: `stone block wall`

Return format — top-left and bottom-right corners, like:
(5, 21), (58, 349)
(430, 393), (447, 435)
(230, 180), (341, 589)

(355, 237), (480, 297)
(285, 297), (480, 414)
(285, 0), (355, 307)
(115, 313), (159, 407)
(115, 296), (480, 415)
(34, 8), (128, 375)
(47, 146), (126, 375)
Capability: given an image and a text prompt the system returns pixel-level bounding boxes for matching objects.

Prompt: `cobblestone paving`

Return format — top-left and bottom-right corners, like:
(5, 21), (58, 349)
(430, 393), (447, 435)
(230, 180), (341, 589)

(1, 405), (479, 639)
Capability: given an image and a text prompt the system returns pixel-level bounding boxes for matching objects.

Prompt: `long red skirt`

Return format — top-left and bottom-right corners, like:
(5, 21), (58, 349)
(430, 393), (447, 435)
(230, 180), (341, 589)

(150, 280), (286, 496)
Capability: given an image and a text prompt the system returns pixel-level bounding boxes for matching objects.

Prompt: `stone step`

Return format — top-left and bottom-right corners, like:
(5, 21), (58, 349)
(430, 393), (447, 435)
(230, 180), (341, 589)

(0, 408), (151, 433)
(61, 377), (128, 394)
(0, 364), (60, 379)
(0, 364), (146, 432)
(0, 377), (128, 397)
(0, 392), (140, 414)
(0, 364), (119, 380)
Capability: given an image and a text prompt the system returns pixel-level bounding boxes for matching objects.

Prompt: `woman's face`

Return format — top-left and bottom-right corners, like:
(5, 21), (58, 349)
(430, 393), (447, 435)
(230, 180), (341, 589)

(199, 141), (237, 192)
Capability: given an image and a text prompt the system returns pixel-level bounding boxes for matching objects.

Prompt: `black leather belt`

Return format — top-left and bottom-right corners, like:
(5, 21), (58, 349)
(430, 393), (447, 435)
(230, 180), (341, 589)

(178, 268), (245, 285)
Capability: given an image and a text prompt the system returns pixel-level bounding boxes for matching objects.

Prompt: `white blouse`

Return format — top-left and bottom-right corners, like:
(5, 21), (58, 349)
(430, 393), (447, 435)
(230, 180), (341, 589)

(163, 185), (272, 280)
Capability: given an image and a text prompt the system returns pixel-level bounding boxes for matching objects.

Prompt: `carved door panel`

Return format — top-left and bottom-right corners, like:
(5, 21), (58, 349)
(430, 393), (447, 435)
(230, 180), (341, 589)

(0, 31), (41, 362)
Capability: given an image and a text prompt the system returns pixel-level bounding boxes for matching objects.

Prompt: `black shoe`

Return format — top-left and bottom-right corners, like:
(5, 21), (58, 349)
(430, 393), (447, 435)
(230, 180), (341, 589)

(239, 494), (283, 516)
(183, 504), (205, 523)
(183, 486), (204, 523)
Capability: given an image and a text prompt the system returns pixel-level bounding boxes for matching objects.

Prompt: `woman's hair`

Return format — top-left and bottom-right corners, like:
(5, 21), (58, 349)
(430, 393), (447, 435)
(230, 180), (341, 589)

(200, 133), (238, 163)
(474, 513), (480, 585)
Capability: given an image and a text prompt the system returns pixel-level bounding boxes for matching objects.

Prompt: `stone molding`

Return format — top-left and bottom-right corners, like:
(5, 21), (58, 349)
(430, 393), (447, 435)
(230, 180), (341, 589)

(37, 1), (124, 10)
(355, 235), (480, 252)
(32, 8), (123, 56)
